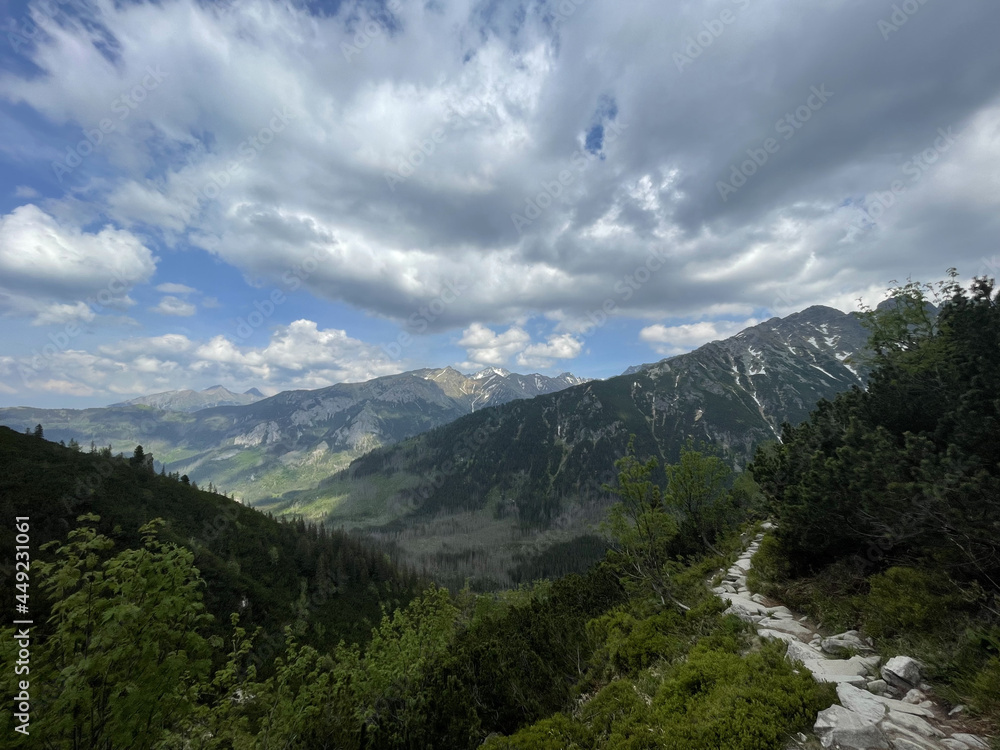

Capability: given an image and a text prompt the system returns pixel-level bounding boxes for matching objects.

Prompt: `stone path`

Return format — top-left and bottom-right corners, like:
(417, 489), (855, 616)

(711, 525), (994, 750)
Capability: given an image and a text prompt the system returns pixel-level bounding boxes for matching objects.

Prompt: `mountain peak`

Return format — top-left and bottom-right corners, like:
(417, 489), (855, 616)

(471, 367), (511, 379)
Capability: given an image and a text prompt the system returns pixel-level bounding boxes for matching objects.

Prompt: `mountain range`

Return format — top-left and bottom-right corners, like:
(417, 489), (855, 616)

(0, 304), (873, 586)
(0, 367), (589, 504)
(264, 305), (873, 585)
(111, 384), (267, 411)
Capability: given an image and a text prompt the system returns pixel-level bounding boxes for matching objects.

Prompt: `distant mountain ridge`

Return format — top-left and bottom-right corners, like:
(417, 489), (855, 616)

(111, 385), (266, 412)
(0, 366), (589, 504)
(286, 305), (873, 586)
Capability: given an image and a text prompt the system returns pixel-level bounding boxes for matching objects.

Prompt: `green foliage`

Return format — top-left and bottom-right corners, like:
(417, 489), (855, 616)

(480, 713), (593, 750)
(491, 639), (835, 750)
(970, 657), (1000, 726)
(1, 515), (213, 749)
(749, 273), (1000, 733)
(0, 426), (421, 658)
(745, 534), (790, 599)
(587, 607), (686, 675)
(862, 566), (978, 640)
(664, 440), (734, 555)
(602, 438), (681, 608)
(751, 276), (1000, 585)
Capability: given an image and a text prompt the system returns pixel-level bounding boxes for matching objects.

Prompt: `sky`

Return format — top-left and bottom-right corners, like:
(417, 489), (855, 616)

(0, 0), (998, 408)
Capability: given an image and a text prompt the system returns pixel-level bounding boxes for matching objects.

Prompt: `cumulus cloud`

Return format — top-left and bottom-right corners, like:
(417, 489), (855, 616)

(0, 204), (156, 323)
(155, 283), (197, 295)
(10, 320), (403, 399)
(640, 318), (762, 357)
(1, 0), (999, 385)
(458, 324), (532, 366)
(516, 333), (584, 369)
(151, 295), (197, 316)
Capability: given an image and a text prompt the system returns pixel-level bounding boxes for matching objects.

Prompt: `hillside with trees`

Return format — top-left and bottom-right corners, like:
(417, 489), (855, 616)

(750, 273), (1000, 732)
(1, 274), (997, 748)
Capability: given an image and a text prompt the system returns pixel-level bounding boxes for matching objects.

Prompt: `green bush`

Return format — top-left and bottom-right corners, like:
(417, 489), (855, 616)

(646, 641), (836, 750)
(745, 534), (789, 599)
(480, 713), (593, 749)
(862, 566), (974, 640)
(970, 657), (1000, 726)
(587, 608), (685, 675)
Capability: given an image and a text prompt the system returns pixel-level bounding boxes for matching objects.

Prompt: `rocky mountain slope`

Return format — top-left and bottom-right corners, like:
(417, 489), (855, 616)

(0, 367), (586, 503)
(291, 305), (872, 585)
(110, 384), (266, 411)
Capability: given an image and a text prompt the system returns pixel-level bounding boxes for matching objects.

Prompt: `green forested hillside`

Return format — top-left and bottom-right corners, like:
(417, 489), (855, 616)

(750, 274), (1000, 728)
(0, 427), (421, 654)
(275, 305), (870, 586)
(1, 440), (834, 749)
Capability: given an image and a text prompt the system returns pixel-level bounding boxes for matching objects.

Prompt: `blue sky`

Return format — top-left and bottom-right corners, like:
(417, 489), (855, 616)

(1, 0), (999, 408)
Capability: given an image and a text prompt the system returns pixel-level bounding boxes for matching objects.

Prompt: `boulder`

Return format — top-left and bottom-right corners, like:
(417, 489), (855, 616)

(866, 679), (888, 695)
(882, 656), (922, 689)
(902, 688), (928, 705)
(836, 683), (887, 724)
(871, 694), (935, 718)
(882, 711), (944, 738)
(822, 633), (873, 656)
(950, 733), (991, 749)
(785, 640), (823, 665)
(814, 705), (889, 749)
(757, 617), (812, 637)
(805, 657), (869, 686)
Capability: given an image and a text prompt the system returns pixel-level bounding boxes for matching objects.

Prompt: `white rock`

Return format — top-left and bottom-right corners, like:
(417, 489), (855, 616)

(948, 704), (966, 716)
(882, 656), (922, 688)
(822, 634), (873, 656)
(805, 657), (869, 685)
(758, 617), (812, 637)
(866, 679), (888, 695)
(941, 739), (973, 750)
(902, 688), (927, 704)
(872, 694), (935, 718)
(836, 683), (888, 724)
(881, 711), (944, 738)
(814, 705), (889, 749)
(950, 733), (991, 749)
(889, 738), (938, 750)
(786, 640), (824, 664)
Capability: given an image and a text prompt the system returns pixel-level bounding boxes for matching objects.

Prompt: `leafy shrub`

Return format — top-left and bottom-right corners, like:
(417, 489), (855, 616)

(745, 534), (789, 598)
(480, 713), (593, 750)
(970, 656), (1000, 725)
(862, 566), (975, 640)
(587, 608), (685, 675)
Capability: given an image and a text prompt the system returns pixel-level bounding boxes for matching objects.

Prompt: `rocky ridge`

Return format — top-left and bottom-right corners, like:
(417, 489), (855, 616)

(714, 528), (993, 750)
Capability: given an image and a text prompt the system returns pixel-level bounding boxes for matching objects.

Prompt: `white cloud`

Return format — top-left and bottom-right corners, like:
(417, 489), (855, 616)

(14, 186), (39, 198)
(31, 302), (97, 327)
(1, 0), (999, 364)
(151, 295), (196, 316)
(7, 320), (404, 400)
(0, 204), (156, 324)
(640, 318), (761, 357)
(155, 283), (197, 295)
(458, 323), (532, 366)
(516, 333), (584, 369)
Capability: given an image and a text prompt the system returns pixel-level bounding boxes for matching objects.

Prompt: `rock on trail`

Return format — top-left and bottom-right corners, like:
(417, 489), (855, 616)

(711, 525), (993, 750)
